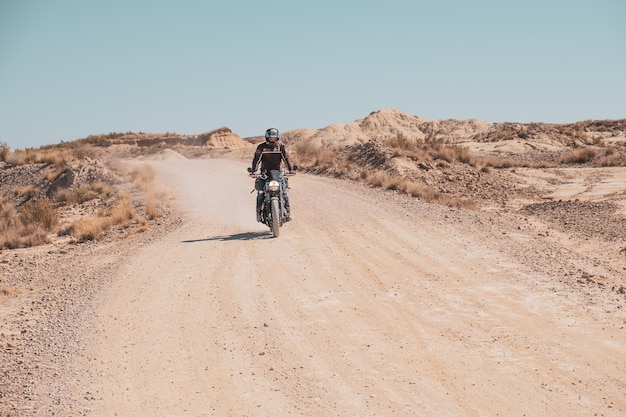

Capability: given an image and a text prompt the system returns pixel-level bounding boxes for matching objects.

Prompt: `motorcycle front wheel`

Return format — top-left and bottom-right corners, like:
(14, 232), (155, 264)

(270, 198), (281, 237)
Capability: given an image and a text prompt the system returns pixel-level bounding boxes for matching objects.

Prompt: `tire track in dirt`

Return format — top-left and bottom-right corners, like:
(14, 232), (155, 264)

(71, 157), (625, 417)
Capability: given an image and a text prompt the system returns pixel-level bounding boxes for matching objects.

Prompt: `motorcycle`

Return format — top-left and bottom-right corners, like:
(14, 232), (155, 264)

(248, 167), (295, 237)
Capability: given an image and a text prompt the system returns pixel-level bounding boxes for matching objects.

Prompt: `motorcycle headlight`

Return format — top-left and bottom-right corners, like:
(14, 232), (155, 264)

(268, 180), (280, 192)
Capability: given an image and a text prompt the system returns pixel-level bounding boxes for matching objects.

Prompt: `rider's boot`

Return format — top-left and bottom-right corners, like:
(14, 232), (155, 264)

(283, 192), (291, 221)
(284, 202), (291, 222)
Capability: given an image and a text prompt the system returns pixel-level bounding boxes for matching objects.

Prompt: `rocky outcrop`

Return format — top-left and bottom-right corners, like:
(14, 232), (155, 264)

(197, 127), (252, 149)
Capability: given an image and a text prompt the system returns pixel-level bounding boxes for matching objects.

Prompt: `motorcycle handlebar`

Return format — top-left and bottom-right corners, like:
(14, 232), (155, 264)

(248, 170), (296, 179)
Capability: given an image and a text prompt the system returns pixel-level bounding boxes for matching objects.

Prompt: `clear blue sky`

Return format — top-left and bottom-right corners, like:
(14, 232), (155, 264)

(1, 0), (624, 150)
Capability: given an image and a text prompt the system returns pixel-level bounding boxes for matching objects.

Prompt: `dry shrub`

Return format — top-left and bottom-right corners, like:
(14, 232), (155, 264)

(109, 194), (140, 227)
(298, 139), (479, 209)
(14, 185), (37, 199)
(594, 148), (626, 167)
(70, 144), (100, 160)
(361, 169), (475, 208)
(20, 198), (58, 230)
(0, 142), (9, 161)
(382, 138), (478, 167)
(66, 193), (146, 241)
(5, 150), (29, 165)
(44, 164), (68, 182)
(384, 132), (418, 152)
(130, 163), (156, 186)
(5, 148), (74, 167)
(560, 148), (597, 164)
(67, 217), (110, 242)
(0, 195), (57, 249)
(293, 141), (348, 175)
(362, 170), (384, 186)
(144, 188), (163, 219)
(55, 182), (113, 205)
(403, 181), (440, 200)
(429, 144), (475, 165)
(0, 195), (22, 248)
(127, 163), (163, 218)
(35, 149), (69, 166)
(294, 141), (329, 166)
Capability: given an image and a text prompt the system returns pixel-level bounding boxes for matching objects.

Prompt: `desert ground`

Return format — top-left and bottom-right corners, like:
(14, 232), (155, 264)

(1, 110), (626, 416)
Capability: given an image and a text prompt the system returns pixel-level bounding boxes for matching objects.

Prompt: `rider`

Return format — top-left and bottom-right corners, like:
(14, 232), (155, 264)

(250, 127), (295, 222)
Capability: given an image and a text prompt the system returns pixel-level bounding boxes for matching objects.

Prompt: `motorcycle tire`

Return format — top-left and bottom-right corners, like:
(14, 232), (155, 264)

(270, 198), (281, 237)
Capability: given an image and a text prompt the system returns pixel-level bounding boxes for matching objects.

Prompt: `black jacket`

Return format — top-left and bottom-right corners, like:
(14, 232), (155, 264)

(251, 141), (294, 172)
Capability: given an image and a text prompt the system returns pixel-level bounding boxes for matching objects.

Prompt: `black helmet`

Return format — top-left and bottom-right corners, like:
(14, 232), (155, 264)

(265, 127), (279, 142)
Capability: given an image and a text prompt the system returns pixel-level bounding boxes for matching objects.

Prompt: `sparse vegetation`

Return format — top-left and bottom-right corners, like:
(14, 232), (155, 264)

(0, 142), (9, 161)
(1, 114), (625, 250)
(4, 147), (74, 167)
(560, 148), (597, 164)
(63, 193), (146, 241)
(20, 197), (59, 230)
(294, 136), (482, 207)
(359, 169), (476, 208)
(0, 194), (58, 249)
(596, 147), (626, 166)
(55, 181), (113, 205)
(0, 139), (164, 248)
(381, 133), (480, 167)
(293, 141), (346, 176)
(126, 163), (163, 219)
(384, 132), (418, 152)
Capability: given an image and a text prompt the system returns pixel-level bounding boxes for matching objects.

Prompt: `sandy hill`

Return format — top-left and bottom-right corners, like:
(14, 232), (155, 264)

(281, 107), (626, 154)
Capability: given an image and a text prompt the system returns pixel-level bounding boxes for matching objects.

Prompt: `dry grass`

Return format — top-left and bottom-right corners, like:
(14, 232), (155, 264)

(128, 163), (163, 219)
(293, 141), (347, 175)
(20, 198), (59, 230)
(296, 135), (625, 209)
(64, 193), (147, 241)
(383, 132), (419, 152)
(558, 145), (626, 166)
(360, 169), (476, 209)
(593, 147), (626, 167)
(55, 182), (113, 205)
(143, 188), (162, 219)
(0, 142), (9, 161)
(2, 140), (102, 162)
(295, 137), (479, 208)
(4, 148), (73, 167)
(1, 144), (166, 250)
(129, 162), (156, 185)
(0, 195), (58, 249)
(560, 148), (597, 164)
(13, 185), (36, 199)
(382, 134), (479, 167)
(108, 161), (165, 219)
(65, 217), (108, 241)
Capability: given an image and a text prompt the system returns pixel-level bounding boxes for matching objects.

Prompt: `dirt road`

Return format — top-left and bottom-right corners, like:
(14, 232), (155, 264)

(68, 157), (625, 416)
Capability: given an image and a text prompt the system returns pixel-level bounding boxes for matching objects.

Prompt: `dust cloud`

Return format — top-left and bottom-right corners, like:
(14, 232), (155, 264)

(150, 155), (261, 231)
